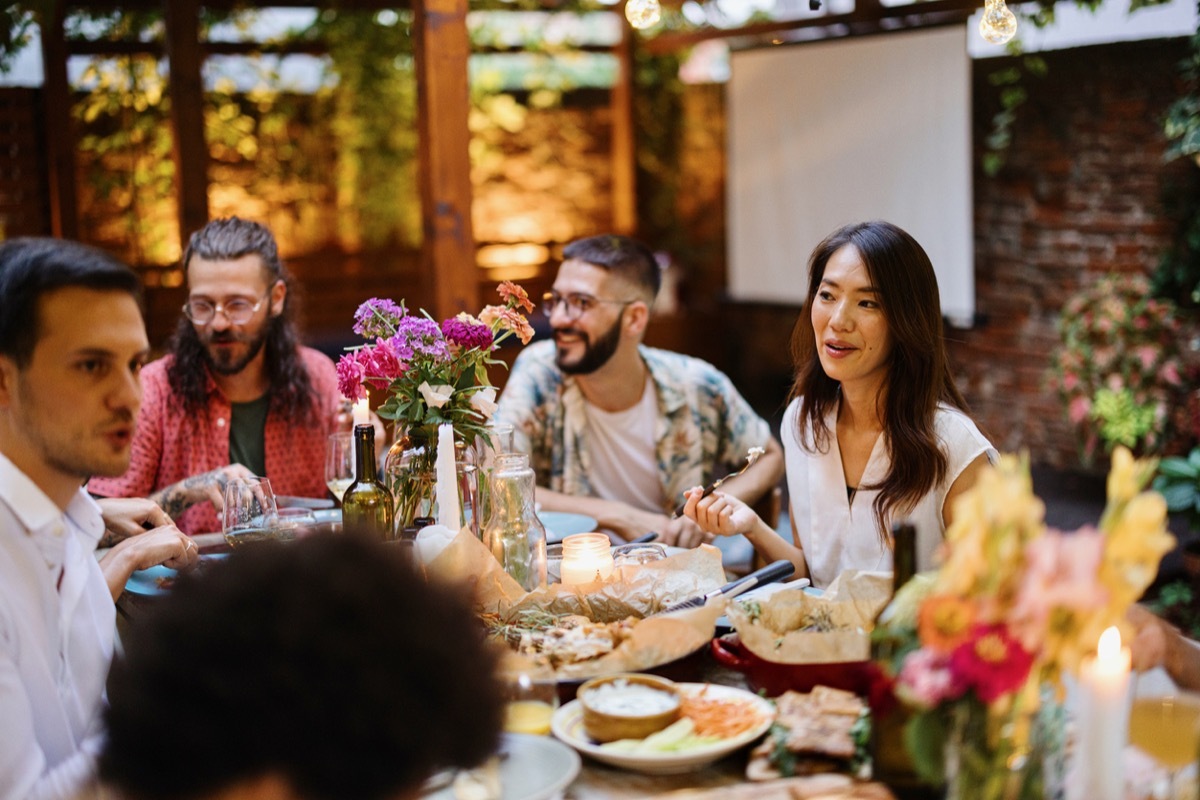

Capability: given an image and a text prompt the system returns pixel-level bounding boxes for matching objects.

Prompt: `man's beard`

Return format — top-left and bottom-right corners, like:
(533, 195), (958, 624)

(201, 325), (270, 376)
(555, 312), (623, 376)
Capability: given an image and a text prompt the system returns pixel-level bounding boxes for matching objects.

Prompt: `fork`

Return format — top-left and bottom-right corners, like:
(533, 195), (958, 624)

(671, 446), (765, 518)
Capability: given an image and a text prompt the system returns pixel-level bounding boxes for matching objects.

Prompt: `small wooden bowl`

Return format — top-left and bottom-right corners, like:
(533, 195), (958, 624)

(577, 673), (681, 743)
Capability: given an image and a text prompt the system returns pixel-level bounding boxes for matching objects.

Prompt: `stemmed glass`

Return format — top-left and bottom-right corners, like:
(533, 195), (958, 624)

(325, 432), (354, 506)
(1128, 691), (1200, 799)
(222, 476), (279, 549)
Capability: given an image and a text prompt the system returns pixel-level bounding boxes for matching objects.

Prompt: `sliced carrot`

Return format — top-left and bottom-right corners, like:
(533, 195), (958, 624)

(679, 688), (766, 739)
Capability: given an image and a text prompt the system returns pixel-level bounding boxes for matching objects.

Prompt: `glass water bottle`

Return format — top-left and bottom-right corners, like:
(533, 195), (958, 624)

(482, 453), (547, 591)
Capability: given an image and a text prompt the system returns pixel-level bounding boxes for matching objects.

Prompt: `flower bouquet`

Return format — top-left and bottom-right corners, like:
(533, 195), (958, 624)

(871, 447), (1174, 799)
(336, 282), (535, 531)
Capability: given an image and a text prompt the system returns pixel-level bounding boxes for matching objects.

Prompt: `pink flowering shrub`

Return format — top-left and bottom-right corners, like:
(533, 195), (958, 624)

(1048, 274), (1188, 462)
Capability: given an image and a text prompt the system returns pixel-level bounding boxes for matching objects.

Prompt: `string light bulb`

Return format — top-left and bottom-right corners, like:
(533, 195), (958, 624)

(978, 0), (1017, 45)
(625, 0), (662, 29)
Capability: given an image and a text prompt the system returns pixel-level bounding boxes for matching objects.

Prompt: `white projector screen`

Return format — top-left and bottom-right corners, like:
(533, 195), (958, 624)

(728, 26), (975, 324)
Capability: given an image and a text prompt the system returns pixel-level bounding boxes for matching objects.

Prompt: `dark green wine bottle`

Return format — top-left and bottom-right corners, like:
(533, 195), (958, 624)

(870, 520), (928, 789)
(342, 424), (394, 541)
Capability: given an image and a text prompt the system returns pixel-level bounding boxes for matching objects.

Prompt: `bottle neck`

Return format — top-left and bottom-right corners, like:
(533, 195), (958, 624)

(354, 424), (379, 483)
(891, 521), (917, 593)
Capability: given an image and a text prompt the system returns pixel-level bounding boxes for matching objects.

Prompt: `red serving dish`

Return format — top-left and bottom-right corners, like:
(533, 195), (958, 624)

(710, 633), (874, 697)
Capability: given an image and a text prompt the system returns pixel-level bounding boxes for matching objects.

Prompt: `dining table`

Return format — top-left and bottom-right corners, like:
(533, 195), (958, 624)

(112, 533), (1186, 800)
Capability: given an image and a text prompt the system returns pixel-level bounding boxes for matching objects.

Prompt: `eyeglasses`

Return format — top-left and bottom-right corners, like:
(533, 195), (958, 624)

(182, 293), (269, 325)
(541, 291), (635, 321)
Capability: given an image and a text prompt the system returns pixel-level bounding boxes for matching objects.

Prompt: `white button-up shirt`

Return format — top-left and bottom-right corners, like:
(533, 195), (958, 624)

(0, 452), (113, 799)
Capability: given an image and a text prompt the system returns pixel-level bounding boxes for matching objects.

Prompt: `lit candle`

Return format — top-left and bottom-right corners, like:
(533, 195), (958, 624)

(435, 423), (461, 530)
(1075, 625), (1130, 800)
(559, 533), (614, 586)
(352, 393), (370, 427)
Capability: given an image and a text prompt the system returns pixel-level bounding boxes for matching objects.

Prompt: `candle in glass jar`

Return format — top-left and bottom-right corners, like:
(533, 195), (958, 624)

(1075, 625), (1130, 800)
(352, 393), (370, 427)
(560, 533), (614, 585)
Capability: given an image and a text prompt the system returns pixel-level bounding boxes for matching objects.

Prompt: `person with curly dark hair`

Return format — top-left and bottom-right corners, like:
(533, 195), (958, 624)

(100, 532), (506, 800)
(89, 217), (345, 534)
(682, 221), (995, 588)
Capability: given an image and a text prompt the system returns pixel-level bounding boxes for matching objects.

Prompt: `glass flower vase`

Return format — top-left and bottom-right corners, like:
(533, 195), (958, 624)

(383, 426), (478, 537)
(943, 683), (1065, 800)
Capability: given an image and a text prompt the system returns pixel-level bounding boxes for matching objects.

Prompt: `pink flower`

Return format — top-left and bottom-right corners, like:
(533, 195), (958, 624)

(336, 353), (367, 402)
(1160, 361), (1181, 386)
(896, 648), (965, 709)
(1062, 372), (1079, 392)
(481, 305), (535, 345)
(361, 338), (407, 389)
(1009, 528), (1107, 651)
(1136, 345), (1159, 371)
(949, 625), (1034, 704)
(1068, 395), (1092, 424)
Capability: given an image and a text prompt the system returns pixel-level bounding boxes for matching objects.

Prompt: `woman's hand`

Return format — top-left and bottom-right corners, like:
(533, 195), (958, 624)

(681, 487), (759, 537)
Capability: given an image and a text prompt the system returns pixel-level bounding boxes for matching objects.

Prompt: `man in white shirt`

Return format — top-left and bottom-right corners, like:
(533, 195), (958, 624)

(0, 238), (197, 799)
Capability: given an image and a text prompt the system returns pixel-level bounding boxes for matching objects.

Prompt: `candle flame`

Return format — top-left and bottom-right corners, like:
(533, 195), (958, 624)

(1097, 626), (1121, 660)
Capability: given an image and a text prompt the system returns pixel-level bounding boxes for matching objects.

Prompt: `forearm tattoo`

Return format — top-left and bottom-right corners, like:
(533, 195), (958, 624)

(152, 469), (231, 520)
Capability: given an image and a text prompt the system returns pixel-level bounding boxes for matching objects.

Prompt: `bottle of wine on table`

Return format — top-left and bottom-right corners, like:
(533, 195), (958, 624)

(342, 424), (394, 541)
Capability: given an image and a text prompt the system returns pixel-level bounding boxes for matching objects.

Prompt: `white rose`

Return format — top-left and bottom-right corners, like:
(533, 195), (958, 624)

(418, 381), (454, 408)
(470, 386), (498, 418)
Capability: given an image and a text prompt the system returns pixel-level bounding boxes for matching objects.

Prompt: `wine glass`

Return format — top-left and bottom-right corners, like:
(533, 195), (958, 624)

(222, 476), (279, 549)
(325, 432), (354, 506)
(500, 654), (558, 736)
(1128, 692), (1200, 799)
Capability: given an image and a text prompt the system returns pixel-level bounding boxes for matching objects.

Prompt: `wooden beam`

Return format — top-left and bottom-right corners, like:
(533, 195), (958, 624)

(610, 6), (637, 236)
(164, 0), (209, 249)
(413, 0), (479, 319)
(38, 5), (79, 240)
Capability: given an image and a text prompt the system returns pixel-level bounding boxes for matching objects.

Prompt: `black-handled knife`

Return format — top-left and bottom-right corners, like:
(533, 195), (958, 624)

(659, 559), (795, 614)
(628, 531), (660, 544)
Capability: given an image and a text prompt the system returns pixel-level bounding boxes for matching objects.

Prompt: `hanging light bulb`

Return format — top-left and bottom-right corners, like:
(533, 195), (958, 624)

(978, 0), (1017, 45)
(625, 0), (662, 29)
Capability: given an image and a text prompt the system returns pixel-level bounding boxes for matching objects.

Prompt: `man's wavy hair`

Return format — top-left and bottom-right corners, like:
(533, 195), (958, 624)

(168, 217), (317, 423)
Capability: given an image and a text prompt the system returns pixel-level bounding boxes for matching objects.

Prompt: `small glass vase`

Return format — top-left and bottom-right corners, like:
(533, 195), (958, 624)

(383, 426), (478, 537)
(943, 683), (1065, 800)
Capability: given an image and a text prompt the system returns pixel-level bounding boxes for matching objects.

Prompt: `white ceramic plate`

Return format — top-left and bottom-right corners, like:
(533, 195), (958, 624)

(422, 733), (580, 800)
(550, 682), (774, 774)
(537, 511), (598, 544)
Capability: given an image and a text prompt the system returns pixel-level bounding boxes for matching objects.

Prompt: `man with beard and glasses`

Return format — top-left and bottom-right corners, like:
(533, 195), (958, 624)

(494, 234), (783, 547)
(89, 217), (342, 535)
(0, 238), (197, 799)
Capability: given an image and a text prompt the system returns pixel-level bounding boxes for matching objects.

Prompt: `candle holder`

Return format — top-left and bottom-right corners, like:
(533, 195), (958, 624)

(560, 533), (614, 586)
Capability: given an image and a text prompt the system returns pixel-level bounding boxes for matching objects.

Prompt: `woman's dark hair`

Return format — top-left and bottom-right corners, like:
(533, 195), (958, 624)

(168, 216), (317, 422)
(788, 220), (969, 540)
(100, 532), (505, 800)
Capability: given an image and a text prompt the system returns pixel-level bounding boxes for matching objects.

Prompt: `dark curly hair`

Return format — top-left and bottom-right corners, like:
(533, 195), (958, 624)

(789, 220), (970, 542)
(100, 532), (505, 800)
(168, 217), (318, 423)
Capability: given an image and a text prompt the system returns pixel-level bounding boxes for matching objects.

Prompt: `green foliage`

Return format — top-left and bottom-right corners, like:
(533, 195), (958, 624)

(1092, 387), (1159, 451)
(0, 7), (35, 73)
(1153, 447), (1200, 531)
(1148, 579), (1200, 638)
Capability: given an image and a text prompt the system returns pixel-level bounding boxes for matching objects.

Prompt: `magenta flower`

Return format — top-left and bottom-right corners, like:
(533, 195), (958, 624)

(361, 338), (407, 389)
(442, 315), (494, 351)
(949, 625), (1034, 704)
(336, 353), (367, 402)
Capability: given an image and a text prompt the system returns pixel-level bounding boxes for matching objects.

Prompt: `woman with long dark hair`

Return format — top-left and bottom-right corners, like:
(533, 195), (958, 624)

(682, 221), (995, 587)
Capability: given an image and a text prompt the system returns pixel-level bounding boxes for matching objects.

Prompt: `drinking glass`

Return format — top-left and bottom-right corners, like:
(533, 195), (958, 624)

(325, 432), (354, 506)
(500, 657), (558, 736)
(222, 476), (279, 549)
(1128, 692), (1200, 799)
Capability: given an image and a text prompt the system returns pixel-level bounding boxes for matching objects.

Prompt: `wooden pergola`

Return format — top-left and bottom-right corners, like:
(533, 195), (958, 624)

(36, 0), (985, 320)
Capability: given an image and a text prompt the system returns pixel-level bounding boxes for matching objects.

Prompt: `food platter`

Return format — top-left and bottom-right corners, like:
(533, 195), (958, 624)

(550, 682), (774, 774)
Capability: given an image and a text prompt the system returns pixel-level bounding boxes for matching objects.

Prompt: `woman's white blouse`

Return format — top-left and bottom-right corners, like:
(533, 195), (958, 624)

(782, 397), (997, 589)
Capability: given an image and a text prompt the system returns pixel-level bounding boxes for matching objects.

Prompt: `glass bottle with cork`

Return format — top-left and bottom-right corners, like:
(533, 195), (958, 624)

(342, 423), (395, 541)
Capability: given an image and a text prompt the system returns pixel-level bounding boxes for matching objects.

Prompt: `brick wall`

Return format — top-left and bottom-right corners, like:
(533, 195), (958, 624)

(711, 37), (1195, 468)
